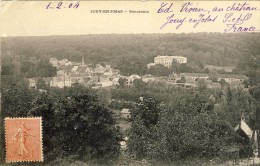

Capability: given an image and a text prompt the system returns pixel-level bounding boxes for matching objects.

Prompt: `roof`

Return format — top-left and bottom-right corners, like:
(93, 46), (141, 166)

(70, 73), (82, 78)
(71, 66), (79, 72)
(121, 108), (130, 114)
(58, 65), (72, 70)
(96, 64), (105, 69)
(218, 74), (248, 79)
(185, 78), (196, 84)
(71, 62), (81, 66)
(112, 69), (120, 73)
(51, 76), (70, 82)
(155, 55), (187, 59)
(142, 74), (154, 78)
(168, 73), (179, 78)
(28, 78), (37, 83)
(43, 77), (52, 82)
(77, 66), (88, 73)
(129, 74), (141, 79)
(181, 73), (209, 77)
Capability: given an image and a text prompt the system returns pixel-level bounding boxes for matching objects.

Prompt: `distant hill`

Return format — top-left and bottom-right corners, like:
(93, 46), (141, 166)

(2, 33), (260, 75)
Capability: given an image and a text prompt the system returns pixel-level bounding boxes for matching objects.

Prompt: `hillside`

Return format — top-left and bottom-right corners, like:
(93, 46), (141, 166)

(2, 33), (260, 75)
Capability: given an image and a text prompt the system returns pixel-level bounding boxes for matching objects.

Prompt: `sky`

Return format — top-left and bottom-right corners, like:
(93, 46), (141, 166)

(0, 1), (260, 36)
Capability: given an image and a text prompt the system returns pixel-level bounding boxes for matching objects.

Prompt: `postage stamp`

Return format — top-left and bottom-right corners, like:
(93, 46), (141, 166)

(5, 117), (43, 162)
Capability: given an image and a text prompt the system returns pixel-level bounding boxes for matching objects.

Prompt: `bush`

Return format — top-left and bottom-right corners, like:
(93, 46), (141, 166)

(29, 90), (123, 162)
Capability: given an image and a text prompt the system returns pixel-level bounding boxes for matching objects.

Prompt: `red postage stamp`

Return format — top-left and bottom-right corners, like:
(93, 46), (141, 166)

(5, 117), (43, 162)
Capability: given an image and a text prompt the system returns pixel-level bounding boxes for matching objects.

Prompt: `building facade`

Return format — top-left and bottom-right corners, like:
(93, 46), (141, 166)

(154, 55), (187, 68)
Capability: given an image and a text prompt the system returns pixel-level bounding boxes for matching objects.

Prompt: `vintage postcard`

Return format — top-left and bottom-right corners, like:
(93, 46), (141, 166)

(0, 1), (260, 165)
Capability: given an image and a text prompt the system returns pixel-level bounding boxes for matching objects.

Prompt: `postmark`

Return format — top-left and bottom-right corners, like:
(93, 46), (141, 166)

(5, 117), (43, 162)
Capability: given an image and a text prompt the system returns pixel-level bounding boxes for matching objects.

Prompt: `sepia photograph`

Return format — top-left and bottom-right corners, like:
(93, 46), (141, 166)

(0, 1), (260, 165)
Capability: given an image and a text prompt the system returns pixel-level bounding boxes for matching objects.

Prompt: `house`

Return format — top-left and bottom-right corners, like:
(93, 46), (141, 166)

(184, 78), (197, 87)
(59, 59), (70, 66)
(154, 55), (187, 68)
(28, 77), (52, 89)
(142, 74), (155, 83)
(111, 77), (120, 86)
(49, 58), (59, 67)
(104, 69), (113, 77)
(127, 74), (141, 86)
(111, 69), (120, 75)
(71, 66), (79, 72)
(209, 82), (222, 89)
(57, 69), (70, 77)
(168, 73), (181, 83)
(96, 64), (106, 73)
(147, 63), (156, 69)
(121, 108), (130, 118)
(181, 73), (209, 81)
(100, 80), (113, 87)
(217, 74), (248, 83)
(28, 78), (37, 89)
(70, 73), (84, 85)
(50, 76), (71, 88)
(76, 66), (89, 74)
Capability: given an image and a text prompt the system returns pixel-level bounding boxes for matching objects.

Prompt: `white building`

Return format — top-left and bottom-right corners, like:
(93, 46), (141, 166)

(142, 74), (155, 83)
(49, 58), (59, 68)
(28, 78), (37, 89)
(121, 108), (130, 119)
(181, 73), (209, 80)
(100, 80), (113, 87)
(147, 63), (156, 69)
(50, 76), (71, 88)
(154, 55), (187, 68)
(217, 74), (248, 83)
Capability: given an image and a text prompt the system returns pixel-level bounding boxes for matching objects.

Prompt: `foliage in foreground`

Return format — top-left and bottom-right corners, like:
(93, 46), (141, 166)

(0, 81), (122, 164)
(126, 91), (254, 163)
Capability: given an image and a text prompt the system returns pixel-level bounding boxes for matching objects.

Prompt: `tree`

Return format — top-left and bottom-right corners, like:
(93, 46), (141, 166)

(146, 93), (238, 163)
(1, 82), (37, 162)
(96, 88), (111, 106)
(170, 59), (179, 73)
(37, 59), (57, 77)
(36, 77), (47, 89)
(196, 78), (209, 93)
(118, 78), (127, 88)
(29, 90), (122, 163)
(148, 64), (172, 76)
(127, 97), (161, 159)
(176, 76), (186, 83)
(133, 79), (146, 91)
(1, 63), (16, 75)
(219, 78), (229, 87)
(208, 70), (218, 82)
(20, 61), (36, 77)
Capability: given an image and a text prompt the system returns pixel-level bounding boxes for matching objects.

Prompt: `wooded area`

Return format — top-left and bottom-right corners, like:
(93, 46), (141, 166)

(1, 33), (260, 165)
(2, 33), (260, 75)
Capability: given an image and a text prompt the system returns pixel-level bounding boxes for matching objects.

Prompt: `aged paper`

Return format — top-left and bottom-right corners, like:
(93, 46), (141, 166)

(0, 0), (260, 165)
(0, 1), (259, 35)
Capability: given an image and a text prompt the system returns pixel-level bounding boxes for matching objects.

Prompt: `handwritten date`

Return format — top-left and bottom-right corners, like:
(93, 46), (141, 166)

(46, 1), (80, 9)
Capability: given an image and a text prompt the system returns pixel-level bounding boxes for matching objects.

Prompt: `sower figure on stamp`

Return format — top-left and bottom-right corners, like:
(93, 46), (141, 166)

(12, 122), (35, 157)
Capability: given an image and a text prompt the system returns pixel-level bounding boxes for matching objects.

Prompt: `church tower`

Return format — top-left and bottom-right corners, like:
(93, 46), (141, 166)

(81, 56), (85, 66)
